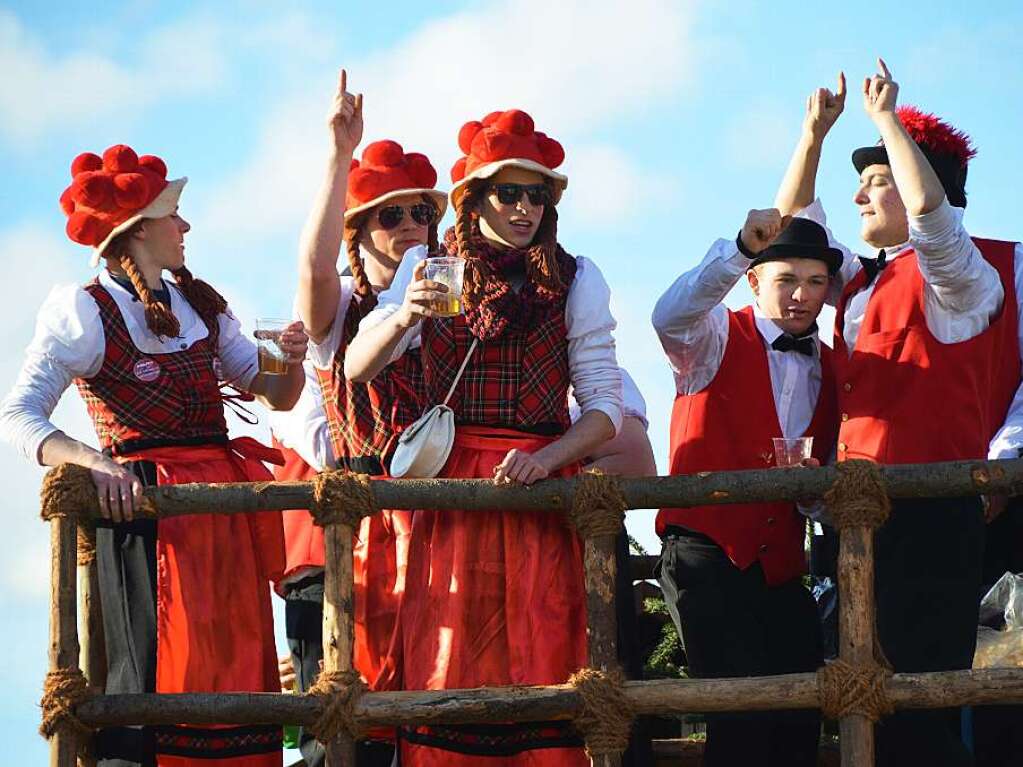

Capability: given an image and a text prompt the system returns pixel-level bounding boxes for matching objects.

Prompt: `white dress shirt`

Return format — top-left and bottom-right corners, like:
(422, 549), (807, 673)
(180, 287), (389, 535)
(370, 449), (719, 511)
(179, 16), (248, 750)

(361, 245), (624, 433)
(267, 360), (335, 472)
(306, 275), (356, 372)
(651, 238), (823, 439)
(0, 269), (259, 463)
(799, 198), (1023, 458)
(570, 367), (647, 428)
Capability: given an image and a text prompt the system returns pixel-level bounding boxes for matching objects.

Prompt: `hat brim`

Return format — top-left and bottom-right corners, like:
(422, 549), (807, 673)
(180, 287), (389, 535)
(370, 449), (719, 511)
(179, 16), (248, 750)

(90, 177), (187, 267)
(344, 188), (449, 222)
(852, 146), (889, 174)
(450, 158), (568, 204)
(749, 244), (843, 276)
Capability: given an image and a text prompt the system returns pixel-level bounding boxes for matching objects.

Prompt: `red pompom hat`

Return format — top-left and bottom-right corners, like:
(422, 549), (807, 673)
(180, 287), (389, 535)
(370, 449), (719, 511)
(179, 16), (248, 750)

(852, 106), (976, 208)
(450, 109), (568, 203)
(345, 140), (447, 222)
(59, 144), (187, 267)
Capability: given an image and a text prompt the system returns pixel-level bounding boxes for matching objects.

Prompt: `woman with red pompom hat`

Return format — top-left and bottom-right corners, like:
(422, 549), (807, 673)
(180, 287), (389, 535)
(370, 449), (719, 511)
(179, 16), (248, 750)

(346, 108), (623, 766)
(286, 69), (446, 767)
(0, 144), (310, 766)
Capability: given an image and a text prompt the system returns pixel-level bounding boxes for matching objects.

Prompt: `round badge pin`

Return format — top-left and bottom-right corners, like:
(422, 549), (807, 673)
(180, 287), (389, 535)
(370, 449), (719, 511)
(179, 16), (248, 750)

(133, 358), (162, 383)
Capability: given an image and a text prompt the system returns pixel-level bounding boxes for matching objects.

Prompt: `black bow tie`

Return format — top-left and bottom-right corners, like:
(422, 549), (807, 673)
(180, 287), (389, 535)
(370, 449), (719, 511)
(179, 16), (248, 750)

(858, 249), (888, 286)
(771, 332), (816, 357)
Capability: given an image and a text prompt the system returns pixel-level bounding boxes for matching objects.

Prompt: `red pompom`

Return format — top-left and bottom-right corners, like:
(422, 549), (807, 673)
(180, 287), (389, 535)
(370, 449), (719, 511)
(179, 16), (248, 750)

(350, 158), (361, 171)
(349, 169), (388, 202)
(478, 130), (514, 161)
(404, 153), (438, 188)
(70, 152), (103, 178)
(59, 187), (76, 215)
(897, 106), (976, 166)
(103, 144), (139, 173)
(363, 140), (404, 167)
(495, 109), (534, 136)
(138, 154), (167, 179)
(66, 211), (112, 247)
(450, 156), (468, 183)
(113, 173), (152, 209)
(537, 135), (565, 169)
(72, 171), (115, 209)
(458, 121), (483, 154)
(481, 111), (503, 127)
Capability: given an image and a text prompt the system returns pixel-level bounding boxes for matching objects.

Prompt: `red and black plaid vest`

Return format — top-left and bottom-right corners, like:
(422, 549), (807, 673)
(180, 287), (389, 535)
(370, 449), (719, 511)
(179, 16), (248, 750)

(421, 304), (573, 434)
(317, 292), (425, 469)
(74, 280), (228, 455)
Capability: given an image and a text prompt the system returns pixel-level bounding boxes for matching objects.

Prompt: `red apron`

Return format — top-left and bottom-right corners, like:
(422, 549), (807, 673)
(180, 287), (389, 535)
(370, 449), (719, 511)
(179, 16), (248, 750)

(118, 437), (285, 767)
(396, 427), (589, 767)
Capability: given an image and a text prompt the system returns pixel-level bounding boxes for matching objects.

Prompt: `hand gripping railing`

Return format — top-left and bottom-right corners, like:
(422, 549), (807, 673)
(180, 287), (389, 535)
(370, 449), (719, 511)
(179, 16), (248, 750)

(37, 458), (1023, 767)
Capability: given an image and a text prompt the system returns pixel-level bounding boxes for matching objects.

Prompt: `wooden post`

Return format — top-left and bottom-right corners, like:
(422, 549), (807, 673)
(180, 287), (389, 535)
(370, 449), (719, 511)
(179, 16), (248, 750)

(49, 516), (81, 767)
(322, 521), (356, 766)
(583, 533), (623, 767)
(77, 553), (104, 767)
(836, 526), (876, 767)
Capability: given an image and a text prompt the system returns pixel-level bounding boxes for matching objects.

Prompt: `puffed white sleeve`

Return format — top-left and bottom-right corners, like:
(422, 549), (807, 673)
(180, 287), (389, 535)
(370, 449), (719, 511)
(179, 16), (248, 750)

(0, 285), (105, 463)
(357, 244), (423, 361)
(307, 277), (354, 371)
(216, 308), (260, 390)
(565, 257), (623, 434)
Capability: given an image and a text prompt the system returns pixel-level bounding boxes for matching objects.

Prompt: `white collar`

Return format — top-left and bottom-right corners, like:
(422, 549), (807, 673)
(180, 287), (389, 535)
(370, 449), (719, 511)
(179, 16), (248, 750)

(99, 267), (177, 300)
(753, 303), (820, 349)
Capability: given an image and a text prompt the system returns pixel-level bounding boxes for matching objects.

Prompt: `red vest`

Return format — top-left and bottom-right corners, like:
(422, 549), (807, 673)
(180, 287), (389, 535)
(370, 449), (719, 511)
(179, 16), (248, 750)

(833, 239), (1019, 464)
(75, 281), (227, 455)
(658, 306), (838, 586)
(273, 438), (325, 580)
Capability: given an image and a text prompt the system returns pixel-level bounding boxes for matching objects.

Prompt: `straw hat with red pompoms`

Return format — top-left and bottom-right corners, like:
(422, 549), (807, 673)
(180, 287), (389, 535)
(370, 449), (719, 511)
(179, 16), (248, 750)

(59, 144), (187, 267)
(344, 140), (448, 222)
(450, 109), (567, 203)
(852, 106), (977, 207)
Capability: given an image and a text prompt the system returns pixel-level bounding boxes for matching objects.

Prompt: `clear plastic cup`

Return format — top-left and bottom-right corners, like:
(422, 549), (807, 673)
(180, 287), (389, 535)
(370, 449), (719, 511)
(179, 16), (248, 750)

(424, 257), (465, 317)
(772, 437), (814, 467)
(254, 318), (290, 376)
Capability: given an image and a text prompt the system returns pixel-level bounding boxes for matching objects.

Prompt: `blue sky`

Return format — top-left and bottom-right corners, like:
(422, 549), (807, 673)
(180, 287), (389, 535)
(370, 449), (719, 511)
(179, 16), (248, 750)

(1, 0), (1021, 760)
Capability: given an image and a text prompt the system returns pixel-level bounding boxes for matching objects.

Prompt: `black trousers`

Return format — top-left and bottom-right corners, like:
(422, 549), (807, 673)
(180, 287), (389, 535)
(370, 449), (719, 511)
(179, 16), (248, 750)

(283, 574), (394, 767)
(872, 497), (985, 767)
(656, 528), (823, 767)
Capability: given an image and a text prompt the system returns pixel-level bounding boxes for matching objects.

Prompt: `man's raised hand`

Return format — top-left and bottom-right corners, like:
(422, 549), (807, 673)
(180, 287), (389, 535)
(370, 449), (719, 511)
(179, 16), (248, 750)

(740, 208), (792, 255)
(804, 72), (846, 140)
(329, 68), (363, 157)
(863, 58), (899, 119)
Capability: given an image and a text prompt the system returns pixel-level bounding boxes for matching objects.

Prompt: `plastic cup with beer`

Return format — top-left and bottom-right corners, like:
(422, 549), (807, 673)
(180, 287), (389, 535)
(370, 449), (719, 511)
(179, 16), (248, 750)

(254, 318), (290, 376)
(424, 257), (465, 318)
(772, 437), (814, 468)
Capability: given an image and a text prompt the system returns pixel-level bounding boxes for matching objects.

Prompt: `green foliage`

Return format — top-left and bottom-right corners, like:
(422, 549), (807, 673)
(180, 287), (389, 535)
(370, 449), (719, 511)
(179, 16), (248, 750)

(642, 595), (686, 678)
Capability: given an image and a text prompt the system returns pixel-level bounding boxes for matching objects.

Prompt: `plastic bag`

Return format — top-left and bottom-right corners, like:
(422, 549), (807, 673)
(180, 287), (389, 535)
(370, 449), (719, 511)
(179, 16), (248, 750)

(973, 572), (1023, 669)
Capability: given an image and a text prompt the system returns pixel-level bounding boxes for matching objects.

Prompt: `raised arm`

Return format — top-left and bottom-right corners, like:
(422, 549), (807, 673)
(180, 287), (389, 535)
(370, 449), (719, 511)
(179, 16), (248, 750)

(775, 72), (846, 216)
(296, 69), (363, 343)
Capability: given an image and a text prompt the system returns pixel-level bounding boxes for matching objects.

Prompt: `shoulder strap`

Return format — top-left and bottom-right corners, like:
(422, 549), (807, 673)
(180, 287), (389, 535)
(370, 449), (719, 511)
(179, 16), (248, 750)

(441, 337), (479, 406)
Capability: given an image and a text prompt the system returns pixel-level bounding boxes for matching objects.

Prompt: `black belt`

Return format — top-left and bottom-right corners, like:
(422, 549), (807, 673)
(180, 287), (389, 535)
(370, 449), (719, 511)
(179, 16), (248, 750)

(661, 525), (715, 545)
(342, 454), (385, 476)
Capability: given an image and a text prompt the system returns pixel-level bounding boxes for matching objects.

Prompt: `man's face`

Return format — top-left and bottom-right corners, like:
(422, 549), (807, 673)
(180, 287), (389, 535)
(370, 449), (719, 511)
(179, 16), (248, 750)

(854, 164), (909, 248)
(747, 258), (830, 336)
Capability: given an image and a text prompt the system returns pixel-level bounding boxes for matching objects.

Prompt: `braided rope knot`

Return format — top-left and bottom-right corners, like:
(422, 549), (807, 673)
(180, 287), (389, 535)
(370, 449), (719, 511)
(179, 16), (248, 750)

(566, 470), (627, 540)
(817, 659), (894, 722)
(40, 464), (97, 521)
(306, 669), (367, 743)
(569, 667), (634, 758)
(39, 667), (94, 739)
(311, 470), (378, 528)
(824, 459), (891, 530)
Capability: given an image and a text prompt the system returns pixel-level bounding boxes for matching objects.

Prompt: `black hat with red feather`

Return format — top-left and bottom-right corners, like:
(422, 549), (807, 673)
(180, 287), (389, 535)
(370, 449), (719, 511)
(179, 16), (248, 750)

(852, 106), (976, 208)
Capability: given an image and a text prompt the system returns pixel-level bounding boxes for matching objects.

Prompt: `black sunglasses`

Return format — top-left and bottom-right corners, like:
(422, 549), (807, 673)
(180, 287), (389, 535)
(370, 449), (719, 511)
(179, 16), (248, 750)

(377, 203), (436, 230)
(490, 183), (550, 206)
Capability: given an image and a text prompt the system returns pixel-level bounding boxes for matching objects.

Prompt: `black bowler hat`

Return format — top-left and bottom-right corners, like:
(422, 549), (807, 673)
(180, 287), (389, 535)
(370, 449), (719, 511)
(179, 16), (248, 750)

(749, 218), (843, 275)
(852, 105), (975, 208)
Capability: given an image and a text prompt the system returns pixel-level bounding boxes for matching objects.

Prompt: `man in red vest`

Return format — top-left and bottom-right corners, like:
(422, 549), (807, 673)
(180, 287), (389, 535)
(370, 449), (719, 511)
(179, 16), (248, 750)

(775, 59), (1022, 767)
(652, 211), (840, 767)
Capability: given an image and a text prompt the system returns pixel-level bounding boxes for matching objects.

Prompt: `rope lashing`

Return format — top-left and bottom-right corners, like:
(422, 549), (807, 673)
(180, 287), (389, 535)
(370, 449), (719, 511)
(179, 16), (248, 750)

(306, 669), (367, 743)
(566, 469), (627, 539)
(39, 667), (94, 739)
(817, 658), (895, 722)
(39, 464), (97, 521)
(823, 459), (891, 530)
(311, 469), (379, 528)
(569, 667), (634, 758)
(77, 522), (96, 566)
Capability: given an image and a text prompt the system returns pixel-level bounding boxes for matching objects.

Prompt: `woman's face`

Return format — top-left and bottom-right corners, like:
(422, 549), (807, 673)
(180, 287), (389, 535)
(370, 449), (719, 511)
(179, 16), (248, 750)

(477, 167), (549, 249)
(137, 210), (190, 271)
(363, 192), (435, 265)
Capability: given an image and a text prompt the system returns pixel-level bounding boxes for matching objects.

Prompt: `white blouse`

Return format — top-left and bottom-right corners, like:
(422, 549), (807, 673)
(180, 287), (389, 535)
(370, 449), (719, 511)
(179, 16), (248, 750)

(306, 275), (357, 372)
(0, 269), (259, 464)
(267, 360), (335, 472)
(360, 245), (624, 433)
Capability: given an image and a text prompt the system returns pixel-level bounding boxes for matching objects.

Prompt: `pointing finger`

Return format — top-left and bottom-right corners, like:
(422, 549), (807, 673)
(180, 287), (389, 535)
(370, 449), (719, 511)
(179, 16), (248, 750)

(355, 93), (364, 116)
(836, 71), (847, 101)
(878, 57), (891, 80)
(339, 68), (347, 97)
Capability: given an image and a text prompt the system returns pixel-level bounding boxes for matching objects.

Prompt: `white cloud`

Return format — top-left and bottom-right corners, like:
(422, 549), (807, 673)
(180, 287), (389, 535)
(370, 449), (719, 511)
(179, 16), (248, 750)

(0, 10), (227, 147)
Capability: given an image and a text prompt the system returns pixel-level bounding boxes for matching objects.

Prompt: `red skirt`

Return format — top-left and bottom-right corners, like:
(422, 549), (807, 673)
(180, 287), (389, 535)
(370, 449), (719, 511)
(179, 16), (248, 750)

(119, 437), (285, 767)
(398, 426), (589, 766)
